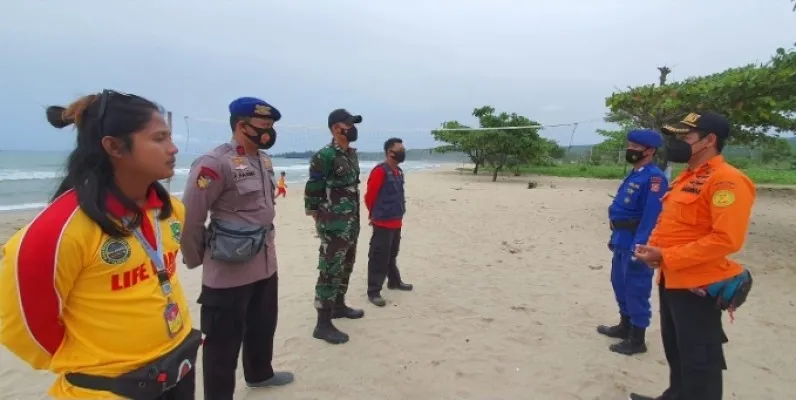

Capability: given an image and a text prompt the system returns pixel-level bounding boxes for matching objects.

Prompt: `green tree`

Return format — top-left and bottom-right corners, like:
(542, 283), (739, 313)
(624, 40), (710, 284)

(471, 106), (547, 182)
(760, 137), (793, 164)
(546, 139), (566, 160)
(606, 44), (796, 169)
(590, 128), (627, 164)
(431, 121), (491, 175)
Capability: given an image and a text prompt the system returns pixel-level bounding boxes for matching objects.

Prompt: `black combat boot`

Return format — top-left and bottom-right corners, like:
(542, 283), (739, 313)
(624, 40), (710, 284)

(312, 309), (349, 344)
(331, 295), (365, 319)
(628, 393), (674, 400)
(610, 325), (647, 355)
(597, 315), (630, 339)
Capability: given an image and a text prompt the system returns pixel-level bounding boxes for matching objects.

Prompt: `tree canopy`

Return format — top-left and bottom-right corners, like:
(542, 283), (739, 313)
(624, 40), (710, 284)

(605, 44), (796, 147)
(432, 106), (560, 181)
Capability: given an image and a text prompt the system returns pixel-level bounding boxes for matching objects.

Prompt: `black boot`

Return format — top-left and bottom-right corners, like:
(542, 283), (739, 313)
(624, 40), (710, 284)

(331, 295), (364, 319)
(610, 325), (647, 355)
(312, 309), (349, 344)
(387, 282), (413, 291)
(628, 394), (656, 400)
(597, 315), (630, 339)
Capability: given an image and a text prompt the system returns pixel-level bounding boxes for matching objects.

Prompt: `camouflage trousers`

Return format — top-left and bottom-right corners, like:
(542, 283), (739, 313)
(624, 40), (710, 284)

(314, 219), (360, 309)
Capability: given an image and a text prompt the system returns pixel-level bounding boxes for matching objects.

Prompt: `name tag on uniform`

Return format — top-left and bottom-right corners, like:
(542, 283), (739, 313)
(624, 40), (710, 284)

(164, 301), (184, 337)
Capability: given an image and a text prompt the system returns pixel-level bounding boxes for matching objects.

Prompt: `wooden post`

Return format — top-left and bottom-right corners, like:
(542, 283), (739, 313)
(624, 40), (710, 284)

(166, 111), (173, 192)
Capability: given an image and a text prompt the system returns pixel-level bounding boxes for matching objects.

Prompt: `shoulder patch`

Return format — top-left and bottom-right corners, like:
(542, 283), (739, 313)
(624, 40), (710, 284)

(196, 166), (220, 189)
(712, 189), (735, 208)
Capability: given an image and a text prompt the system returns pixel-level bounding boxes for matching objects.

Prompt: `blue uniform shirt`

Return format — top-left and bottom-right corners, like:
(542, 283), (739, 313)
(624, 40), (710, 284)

(608, 163), (668, 250)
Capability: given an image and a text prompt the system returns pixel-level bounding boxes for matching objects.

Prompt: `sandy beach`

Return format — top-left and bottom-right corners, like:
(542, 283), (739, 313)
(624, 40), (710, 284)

(0, 168), (794, 400)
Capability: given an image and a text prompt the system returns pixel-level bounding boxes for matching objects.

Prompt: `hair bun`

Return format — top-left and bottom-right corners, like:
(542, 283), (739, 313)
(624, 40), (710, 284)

(46, 106), (73, 129)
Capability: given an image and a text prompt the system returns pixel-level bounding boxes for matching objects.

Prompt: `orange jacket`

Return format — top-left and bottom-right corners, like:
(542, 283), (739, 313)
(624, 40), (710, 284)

(649, 155), (755, 289)
(0, 189), (193, 399)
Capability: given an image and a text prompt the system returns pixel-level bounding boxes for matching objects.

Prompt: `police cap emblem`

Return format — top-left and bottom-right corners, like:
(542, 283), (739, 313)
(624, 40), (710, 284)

(101, 238), (131, 265)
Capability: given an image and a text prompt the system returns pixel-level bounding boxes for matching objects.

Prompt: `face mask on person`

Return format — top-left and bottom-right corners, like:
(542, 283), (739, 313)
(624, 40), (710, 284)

(624, 149), (647, 164)
(391, 150), (406, 163)
(342, 126), (358, 142)
(666, 135), (707, 163)
(244, 124), (277, 149)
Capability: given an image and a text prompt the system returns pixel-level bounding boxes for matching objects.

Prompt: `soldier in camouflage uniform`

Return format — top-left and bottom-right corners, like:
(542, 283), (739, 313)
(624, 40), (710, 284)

(305, 108), (365, 345)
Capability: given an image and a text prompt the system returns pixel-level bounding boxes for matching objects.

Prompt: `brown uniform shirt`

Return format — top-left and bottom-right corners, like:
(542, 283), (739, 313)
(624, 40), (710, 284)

(180, 139), (278, 289)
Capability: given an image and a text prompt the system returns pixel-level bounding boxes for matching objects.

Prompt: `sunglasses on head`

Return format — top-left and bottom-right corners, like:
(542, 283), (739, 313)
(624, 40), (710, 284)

(96, 89), (163, 135)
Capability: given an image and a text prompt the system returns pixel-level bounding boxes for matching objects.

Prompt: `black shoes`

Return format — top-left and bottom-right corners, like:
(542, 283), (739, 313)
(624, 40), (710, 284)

(312, 309), (349, 344)
(331, 295), (365, 319)
(387, 282), (413, 291)
(246, 371), (295, 388)
(598, 315), (647, 355)
(597, 315), (630, 339)
(610, 326), (648, 355)
(368, 295), (387, 307)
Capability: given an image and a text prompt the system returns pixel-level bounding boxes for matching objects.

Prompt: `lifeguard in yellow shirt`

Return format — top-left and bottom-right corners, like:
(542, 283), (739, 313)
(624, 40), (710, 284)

(0, 90), (200, 399)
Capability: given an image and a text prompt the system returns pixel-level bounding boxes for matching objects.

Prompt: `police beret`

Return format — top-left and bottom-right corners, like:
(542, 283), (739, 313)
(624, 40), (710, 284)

(229, 97), (281, 122)
(627, 129), (663, 148)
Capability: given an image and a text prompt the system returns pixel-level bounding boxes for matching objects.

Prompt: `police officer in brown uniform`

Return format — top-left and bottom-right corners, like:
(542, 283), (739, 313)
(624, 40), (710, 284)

(181, 97), (293, 400)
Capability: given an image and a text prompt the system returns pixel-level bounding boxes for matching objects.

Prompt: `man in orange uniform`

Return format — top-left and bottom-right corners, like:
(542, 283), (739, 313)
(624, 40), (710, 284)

(630, 111), (755, 400)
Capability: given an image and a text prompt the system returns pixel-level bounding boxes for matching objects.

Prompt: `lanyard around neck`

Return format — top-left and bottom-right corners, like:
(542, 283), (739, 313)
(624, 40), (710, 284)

(126, 210), (173, 297)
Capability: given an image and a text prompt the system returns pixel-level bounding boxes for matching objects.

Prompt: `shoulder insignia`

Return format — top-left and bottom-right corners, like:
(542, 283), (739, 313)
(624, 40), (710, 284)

(197, 166), (220, 190)
(712, 190), (735, 208)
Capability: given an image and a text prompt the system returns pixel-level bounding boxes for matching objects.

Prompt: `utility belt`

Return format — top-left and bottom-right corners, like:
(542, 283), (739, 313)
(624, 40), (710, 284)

(206, 219), (274, 263)
(609, 219), (640, 231)
(65, 329), (202, 400)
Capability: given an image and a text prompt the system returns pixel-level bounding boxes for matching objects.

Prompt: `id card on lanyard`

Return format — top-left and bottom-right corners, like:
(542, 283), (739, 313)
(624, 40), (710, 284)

(127, 210), (184, 337)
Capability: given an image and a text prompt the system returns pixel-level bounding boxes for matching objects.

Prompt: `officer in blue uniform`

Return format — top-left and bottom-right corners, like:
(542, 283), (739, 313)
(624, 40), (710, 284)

(597, 129), (667, 356)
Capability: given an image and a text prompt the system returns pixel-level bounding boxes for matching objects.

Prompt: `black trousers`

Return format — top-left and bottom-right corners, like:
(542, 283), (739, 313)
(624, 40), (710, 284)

(156, 369), (196, 400)
(659, 276), (727, 400)
(199, 275), (279, 400)
(367, 226), (403, 296)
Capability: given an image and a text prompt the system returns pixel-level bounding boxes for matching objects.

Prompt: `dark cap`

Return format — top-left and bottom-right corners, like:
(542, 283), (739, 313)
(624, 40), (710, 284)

(328, 108), (362, 129)
(229, 97), (282, 121)
(661, 111), (730, 138)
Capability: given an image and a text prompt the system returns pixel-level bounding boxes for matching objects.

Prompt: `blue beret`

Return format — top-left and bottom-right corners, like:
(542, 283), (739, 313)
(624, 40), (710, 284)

(228, 97), (281, 122)
(627, 129), (663, 148)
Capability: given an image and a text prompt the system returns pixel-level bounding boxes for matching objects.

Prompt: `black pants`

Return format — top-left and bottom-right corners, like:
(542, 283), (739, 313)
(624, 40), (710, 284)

(199, 275), (279, 400)
(367, 226), (403, 296)
(659, 277), (727, 400)
(156, 369), (196, 400)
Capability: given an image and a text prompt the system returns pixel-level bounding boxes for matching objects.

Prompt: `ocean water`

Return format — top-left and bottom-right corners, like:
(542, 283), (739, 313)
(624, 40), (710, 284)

(0, 150), (439, 211)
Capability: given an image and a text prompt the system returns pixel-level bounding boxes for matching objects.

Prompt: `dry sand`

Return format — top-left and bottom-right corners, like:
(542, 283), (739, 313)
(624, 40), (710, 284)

(0, 168), (795, 400)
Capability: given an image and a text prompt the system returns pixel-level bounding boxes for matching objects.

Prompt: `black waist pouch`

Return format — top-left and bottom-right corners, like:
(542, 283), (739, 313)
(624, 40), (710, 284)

(65, 328), (202, 400)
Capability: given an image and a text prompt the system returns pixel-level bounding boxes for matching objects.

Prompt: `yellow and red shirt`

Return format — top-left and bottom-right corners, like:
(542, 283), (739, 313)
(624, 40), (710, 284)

(0, 189), (193, 399)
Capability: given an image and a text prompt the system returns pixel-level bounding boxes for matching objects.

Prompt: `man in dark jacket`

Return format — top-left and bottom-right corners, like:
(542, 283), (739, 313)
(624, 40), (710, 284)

(364, 137), (413, 306)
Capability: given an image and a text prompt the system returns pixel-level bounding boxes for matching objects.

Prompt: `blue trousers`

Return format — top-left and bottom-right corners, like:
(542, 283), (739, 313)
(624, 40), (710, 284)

(610, 248), (654, 328)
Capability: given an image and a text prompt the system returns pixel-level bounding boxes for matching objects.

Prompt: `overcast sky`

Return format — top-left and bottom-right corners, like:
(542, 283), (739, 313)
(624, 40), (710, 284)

(0, 0), (793, 153)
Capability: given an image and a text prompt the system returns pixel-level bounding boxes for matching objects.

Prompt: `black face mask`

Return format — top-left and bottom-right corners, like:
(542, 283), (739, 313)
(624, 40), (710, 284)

(625, 149), (646, 164)
(391, 150), (406, 163)
(666, 138), (693, 163)
(343, 126), (358, 142)
(245, 124), (277, 149)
